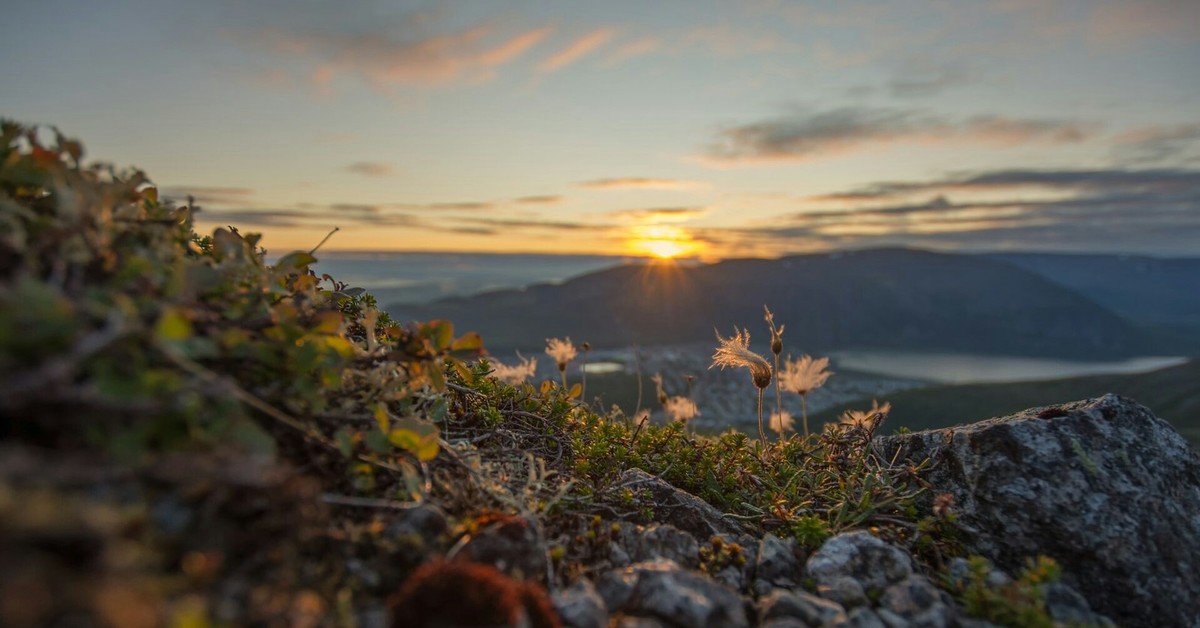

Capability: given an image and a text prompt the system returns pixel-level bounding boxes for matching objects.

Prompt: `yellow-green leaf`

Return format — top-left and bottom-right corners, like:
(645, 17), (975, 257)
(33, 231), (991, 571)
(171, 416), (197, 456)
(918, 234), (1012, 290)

(156, 308), (193, 341)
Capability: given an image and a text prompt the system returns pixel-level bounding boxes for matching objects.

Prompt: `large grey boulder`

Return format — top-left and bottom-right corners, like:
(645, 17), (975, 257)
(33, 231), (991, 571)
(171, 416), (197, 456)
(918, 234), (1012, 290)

(878, 394), (1200, 628)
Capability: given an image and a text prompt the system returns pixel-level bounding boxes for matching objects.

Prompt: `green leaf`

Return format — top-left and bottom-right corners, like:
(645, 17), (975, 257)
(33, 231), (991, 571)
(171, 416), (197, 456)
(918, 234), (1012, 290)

(334, 427), (355, 457)
(275, 251), (318, 272)
(364, 430), (391, 454)
(155, 307), (193, 342)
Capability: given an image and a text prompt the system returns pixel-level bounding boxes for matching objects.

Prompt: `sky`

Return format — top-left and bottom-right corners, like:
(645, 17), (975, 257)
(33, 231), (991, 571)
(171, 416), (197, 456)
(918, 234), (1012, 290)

(3, 0), (1199, 259)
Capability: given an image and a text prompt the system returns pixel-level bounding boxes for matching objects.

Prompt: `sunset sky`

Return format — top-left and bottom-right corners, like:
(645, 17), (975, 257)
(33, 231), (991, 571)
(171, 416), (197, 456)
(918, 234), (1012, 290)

(3, 1), (1198, 258)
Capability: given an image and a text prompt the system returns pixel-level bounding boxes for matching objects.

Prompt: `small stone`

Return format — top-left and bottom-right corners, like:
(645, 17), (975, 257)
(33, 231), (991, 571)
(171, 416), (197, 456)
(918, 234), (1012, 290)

(879, 575), (950, 617)
(1043, 582), (1115, 626)
(459, 515), (546, 582)
(758, 588), (847, 626)
(817, 576), (867, 609)
(874, 608), (909, 628)
(598, 558), (749, 628)
(756, 534), (800, 588)
(806, 531), (913, 596)
(553, 579), (608, 628)
(838, 607), (887, 628)
(634, 524), (700, 568)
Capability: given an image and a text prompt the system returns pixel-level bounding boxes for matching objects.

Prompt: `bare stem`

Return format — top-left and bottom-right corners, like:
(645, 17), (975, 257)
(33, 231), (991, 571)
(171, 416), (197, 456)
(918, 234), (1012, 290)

(801, 393), (810, 438)
(773, 353), (782, 418)
(757, 387), (766, 449)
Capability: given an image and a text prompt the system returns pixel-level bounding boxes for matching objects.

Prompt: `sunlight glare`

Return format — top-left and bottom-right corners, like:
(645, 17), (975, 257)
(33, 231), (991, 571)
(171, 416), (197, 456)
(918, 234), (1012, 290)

(628, 225), (700, 259)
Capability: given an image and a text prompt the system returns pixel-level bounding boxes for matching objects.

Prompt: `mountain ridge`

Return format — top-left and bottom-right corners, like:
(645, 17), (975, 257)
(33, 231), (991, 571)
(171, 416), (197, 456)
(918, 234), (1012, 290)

(393, 248), (1175, 358)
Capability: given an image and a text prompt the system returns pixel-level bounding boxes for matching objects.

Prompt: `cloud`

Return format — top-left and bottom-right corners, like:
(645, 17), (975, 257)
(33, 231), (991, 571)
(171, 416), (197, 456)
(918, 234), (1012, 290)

(888, 63), (971, 98)
(539, 28), (616, 73)
(603, 36), (662, 65)
(812, 168), (1200, 202)
(242, 20), (551, 90)
(735, 166), (1200, 255)
(575, 177), (706, 191)
(329, 203), (380, 214)
(606, 207), (708, 222)
(160, 186), (255, 205)
(512, 195), (563, 204)
(422, 201), (494, 211)
(346, 161), (395, 177)
(704, 106), (1095, 164)
(1114, 123), (1200, 165)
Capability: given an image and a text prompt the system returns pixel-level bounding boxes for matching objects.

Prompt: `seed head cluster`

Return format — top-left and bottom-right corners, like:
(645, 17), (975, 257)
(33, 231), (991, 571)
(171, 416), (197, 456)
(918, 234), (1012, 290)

(544, 337), (578, 372)
(779, 354), (833, 395)
(709, 328), (772, 390)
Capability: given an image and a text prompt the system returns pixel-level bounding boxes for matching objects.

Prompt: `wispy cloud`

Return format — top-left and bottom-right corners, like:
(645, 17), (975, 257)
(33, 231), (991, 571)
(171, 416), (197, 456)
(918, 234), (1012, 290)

(240, 19), (551, 90)
(606, 207), (708, 222)
(730, 167), (1200, 255)
(603, 36), (662, 65)
(887, 62), (971, 98)
(705, 106), (1095, 164)
(513, 195), (563, 204)
(346, 161), (395, 177)
(539, 28), (616, 73)
(1114, 123), (1200, 165)
(161, 186), (255, 205)
(575, 177), (707, 191)
(423, 201), (494, 211)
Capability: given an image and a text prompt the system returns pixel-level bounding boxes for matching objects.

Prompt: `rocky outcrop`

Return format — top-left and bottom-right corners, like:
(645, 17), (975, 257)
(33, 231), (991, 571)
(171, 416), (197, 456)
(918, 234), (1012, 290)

(619, 469), (748, 538)
(878, 394), (1200, 628)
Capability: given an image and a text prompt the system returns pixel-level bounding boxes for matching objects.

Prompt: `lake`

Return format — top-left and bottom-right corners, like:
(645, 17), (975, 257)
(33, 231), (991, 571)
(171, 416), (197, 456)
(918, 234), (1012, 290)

(832, 350), (1189, 384)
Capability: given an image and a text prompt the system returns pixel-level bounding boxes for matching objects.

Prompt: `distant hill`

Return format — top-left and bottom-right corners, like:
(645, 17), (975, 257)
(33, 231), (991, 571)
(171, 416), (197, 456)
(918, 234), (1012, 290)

(393, 248), (1160, 358)
(814, 360), (1200, 445)
(986, 252), (1200, 341)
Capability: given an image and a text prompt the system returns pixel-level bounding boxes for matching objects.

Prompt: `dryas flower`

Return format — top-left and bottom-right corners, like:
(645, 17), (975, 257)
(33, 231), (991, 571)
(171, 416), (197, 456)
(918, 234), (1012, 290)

(544, 337), (577, 372)
(651, 373), (668, 404)
(764, 305), (785, 357)
(490, 355), (537, 385)
(769, 409), (794, 436)
(709, 328), (772, 390)
(663, 396), (700, 424)
(779, 355), (833, 395)
(840, 399), (892, 429)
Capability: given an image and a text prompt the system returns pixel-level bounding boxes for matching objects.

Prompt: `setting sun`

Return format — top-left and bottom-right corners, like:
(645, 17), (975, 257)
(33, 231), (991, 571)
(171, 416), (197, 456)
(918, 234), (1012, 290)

(628, 225), (700, 259)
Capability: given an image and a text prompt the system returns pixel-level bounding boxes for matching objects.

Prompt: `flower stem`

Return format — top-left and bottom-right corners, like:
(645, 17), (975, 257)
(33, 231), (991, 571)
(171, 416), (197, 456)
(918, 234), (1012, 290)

(757, 387), (766, 448)
(801, 393), (809, 437)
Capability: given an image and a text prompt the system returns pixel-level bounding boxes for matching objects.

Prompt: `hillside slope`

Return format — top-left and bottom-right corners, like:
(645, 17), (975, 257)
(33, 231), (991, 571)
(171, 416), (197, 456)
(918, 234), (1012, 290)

(395, 248), (1155, 358)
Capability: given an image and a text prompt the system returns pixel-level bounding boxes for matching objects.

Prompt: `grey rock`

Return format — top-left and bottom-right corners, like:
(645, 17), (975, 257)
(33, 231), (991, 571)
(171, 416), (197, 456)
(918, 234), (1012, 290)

(619, 468), (747, 538)
(633, 523), (700, 566)
(758, 588), (847, 626)
(616, 617), (670, 628)
(756, 534), (801, 589)
(944, 557), (1009, 590)
(1043, 582), (1115, 627)
(879, 575), (951, 617)
(817, 576), (867, 609)
(878, 394), (1200, 628)
(837, 607), (887, 628)
(874, 608), (909, 628)
(459, 514), (547, 582)
(760, 619), (809, 628)
(806, 531), (913, 597)
(553, 579), (608, 628)
(596, 558), (749, 628)
(385, 503), (448, 539)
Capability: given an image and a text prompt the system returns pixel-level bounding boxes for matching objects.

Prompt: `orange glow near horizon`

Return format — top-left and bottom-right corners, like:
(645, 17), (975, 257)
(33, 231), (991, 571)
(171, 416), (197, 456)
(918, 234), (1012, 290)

(627, 225), (702, 259)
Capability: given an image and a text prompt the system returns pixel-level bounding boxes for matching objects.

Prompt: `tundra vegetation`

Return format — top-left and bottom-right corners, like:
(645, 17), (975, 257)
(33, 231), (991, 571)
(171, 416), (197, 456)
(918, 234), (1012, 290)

(0, 122), (1065, 626)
